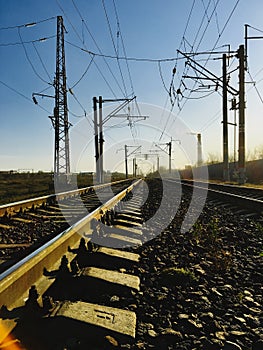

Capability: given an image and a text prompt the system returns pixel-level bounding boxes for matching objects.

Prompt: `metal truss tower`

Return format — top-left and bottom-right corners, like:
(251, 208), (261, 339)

(50, 16), (70, 179)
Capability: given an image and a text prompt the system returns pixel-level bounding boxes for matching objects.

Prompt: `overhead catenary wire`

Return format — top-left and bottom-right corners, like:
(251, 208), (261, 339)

(112, 0), (140, 140)
(247, 70), (263, 104)
(157, 0), (241, 143)
(70, 0), (127, 98)
(56, 0), (120, 99)
(70, 55), (95, 89)
(0, 34), (56, 47)
(56, 0), (141, 147)
(65, 40), (182, 62)
(164, 0), (240, 138)
(151, 0), (197, 144)
(157, 0), (216, 142)
(112, 0), (135, 96)
(213, 0), (221, 35)
(246, 24), (263, 34)
(32, 42), (53, 83)
(68, 89), (93, 129)
(71, 0), (142, 143)
(0, 79), (51, 114)
(18, 27), (52, 85)
(200, 109), (221, 132)
(101, 0), (128, 97)
(0, 16), (56, 31)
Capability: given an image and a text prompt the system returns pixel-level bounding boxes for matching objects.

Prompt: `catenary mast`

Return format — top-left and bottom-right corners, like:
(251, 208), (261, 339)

(51, 16), (70, 181)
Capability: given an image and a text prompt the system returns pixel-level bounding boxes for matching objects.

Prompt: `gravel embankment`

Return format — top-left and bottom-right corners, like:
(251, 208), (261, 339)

(130, 178), (263, 350)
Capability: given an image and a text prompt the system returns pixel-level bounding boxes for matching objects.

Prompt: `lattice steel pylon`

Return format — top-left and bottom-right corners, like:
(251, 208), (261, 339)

(50, 16), (70, 181)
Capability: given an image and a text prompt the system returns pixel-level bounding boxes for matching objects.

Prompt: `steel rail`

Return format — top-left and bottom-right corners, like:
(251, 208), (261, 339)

(171, 179), (263, 215)
(0, 178), (142, 342)
(0, 178), (132, 217)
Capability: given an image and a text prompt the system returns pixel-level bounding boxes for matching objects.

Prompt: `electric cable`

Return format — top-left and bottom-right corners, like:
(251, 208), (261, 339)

(0, 16), (56, 31)
(18, 27), (52, 85)
(159, 0), (240, 141)
(112, 0), (135, 95)
(56, 0), (120, 99)
(0, 79), (51, 114)
(71, 0), (127, 98)
(101, 0), (128, 97)
(247, 70), (263, 104)
(200, 110), (221, 132)
(70, 55), (95, 89)
(158, 0), (215, 141)
(0, 35), (56, 46)
(247, 25), (263, 34)
(65, 40), (181, 62)
(32, 42), (53, 83)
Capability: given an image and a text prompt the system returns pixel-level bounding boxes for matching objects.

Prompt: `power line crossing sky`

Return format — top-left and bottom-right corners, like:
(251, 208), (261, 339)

(0, 0), (262, 172)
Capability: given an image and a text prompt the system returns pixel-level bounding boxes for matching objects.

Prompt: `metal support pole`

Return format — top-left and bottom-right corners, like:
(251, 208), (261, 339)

(93, 97), (100, 183)
(237, 45), (246, 184)
(244, 24), (248, 71)
(53, 16), (70, 182)
(53, 107), (59, 178)
(157, 156), (159, 172)
(197, 133), (203, 167)
(133, 158), (137, 177)
(124, 145), (128, 179)
(222, 54), (229, 181)
(99, 96), (104, 183)
(168, 141), (172, 173)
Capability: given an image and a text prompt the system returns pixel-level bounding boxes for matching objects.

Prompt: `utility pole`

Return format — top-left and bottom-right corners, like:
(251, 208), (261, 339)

(237, 45), (246, 184)
(52, 16), (70, 182)
(98, 96), (104, 183)
(222, 53), (229, 181)
(197, 133), (203, 167)
(33, 16), (70, 183)
(230, 98), (238, 171)
(139, 152), (161, 173)
(93, 96), (148, 183)
(124, 145), (128, 179)
(155, 139), (180, 173)
(93, 97), (100, 183)
(149, 150), (161, 172)
(123, 145), (141, 178)
(133, 158), (136, 177)
(168, 141), (172, 174)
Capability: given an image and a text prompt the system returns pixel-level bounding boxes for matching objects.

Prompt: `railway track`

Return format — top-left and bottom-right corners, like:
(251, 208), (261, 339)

(0, 178), (146, 349)
(179, 179), (263, 219)
(0, 179), (134, 272)
(0, 177), (262, 349)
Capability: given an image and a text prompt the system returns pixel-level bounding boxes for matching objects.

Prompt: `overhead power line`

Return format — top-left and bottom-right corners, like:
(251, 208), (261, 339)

(0, 35), (56, 46)
(18, 27), (52, 85)
(158, 0), (241, 142)
(101, 0), (128, 97)
(247, 70), (263, 104)
(32, 42), (53, 83)
(0, 79), (51, 114)
(0, 16), (56, 30)
(66, 40), (182, 62)
(113, 0), (135, 95)
(70, 56), (95, 89)
(70, 0), (127, 98)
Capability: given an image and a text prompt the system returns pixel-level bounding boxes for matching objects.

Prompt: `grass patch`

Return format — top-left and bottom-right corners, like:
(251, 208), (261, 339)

(158, 267), (197, 287)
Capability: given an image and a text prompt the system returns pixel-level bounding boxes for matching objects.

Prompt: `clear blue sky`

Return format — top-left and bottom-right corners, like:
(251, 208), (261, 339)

(0, 0), (262, 173)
